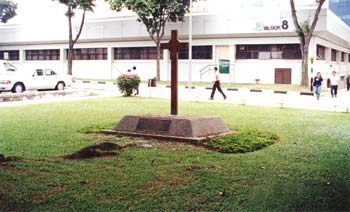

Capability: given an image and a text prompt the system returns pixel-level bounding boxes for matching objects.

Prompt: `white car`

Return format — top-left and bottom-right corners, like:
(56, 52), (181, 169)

(0, 61), (72, 93)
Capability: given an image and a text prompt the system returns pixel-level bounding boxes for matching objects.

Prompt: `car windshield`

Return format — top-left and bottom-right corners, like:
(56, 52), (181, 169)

(4, 62), (17, 72)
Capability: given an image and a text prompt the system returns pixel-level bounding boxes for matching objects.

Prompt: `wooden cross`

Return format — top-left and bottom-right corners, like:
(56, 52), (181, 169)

(161, 30), (188, 115)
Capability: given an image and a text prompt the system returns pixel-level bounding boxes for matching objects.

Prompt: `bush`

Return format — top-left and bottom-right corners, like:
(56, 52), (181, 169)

(117, 74), (141, 96)
(202, 129), (278, 153)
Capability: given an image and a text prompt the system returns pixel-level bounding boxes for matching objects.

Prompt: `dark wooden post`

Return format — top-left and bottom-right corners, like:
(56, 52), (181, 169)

(161, 30), (188, 115)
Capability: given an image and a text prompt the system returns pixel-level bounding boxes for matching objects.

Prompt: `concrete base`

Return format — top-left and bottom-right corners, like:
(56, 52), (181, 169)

(102, 115), (232, 142)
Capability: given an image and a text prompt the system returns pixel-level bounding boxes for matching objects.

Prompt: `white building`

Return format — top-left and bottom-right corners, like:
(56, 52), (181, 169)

(0, 0), (349, 85)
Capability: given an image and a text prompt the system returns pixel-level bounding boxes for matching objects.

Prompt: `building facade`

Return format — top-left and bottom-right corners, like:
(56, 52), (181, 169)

(0, 0), (349, 85)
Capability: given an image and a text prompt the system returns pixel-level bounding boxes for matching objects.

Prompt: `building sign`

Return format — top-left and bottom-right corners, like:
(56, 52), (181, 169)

(219, 59), (230, 74)
(255, 20), (289, 31)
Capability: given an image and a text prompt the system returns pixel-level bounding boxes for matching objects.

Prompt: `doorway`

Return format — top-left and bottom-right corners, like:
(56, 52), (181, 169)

(275, 68), (291, 84)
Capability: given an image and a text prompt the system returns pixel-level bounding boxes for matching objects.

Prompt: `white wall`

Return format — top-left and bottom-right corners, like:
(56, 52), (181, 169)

(0, 6), (331, 45)
(235, 60), (302, 84)
(0, 3), (349, 84)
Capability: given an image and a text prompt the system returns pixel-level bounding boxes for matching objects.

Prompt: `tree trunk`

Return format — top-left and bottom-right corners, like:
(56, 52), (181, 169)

(67, 43), (74, 75)
(289, 0), (325, 87)
(67, 7), (73, 75)
(66, 7), (86, 76)
(301, 49), (309, 86)
(156, 41), (161, 81)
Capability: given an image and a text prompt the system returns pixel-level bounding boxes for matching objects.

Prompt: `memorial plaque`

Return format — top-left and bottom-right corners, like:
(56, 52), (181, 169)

(136, 118), (171, 132)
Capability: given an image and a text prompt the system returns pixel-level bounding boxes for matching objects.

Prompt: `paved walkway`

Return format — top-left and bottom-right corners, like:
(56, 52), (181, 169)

(136, 84), (350, 113)
(1, 81), (350, 113)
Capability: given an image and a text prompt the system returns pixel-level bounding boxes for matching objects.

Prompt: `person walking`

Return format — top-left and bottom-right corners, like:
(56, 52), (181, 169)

(330, 71), (338, 98)
(209, 67), (226, 100)
(313, 72), (323, 100)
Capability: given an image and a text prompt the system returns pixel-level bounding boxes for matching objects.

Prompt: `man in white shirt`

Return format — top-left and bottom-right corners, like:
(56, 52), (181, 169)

(330, 71), (338, 98)
(209, 67), (226, 100)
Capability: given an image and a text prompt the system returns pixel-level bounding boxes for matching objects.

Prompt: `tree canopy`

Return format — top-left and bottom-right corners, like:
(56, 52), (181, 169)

(106, 0), (192, 80)
(107, 0), (190, 41)
(0, 0), (17, 23)
(58, 0), (95, 11)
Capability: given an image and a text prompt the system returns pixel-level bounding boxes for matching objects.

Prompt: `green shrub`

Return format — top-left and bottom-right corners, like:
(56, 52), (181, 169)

(203, 129), (278, 153)
(116, 74), (141, 96)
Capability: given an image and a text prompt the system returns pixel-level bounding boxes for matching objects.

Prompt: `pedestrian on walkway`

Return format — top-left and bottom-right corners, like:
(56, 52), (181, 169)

(313, 72), (323, 100)
(330, 71), (338, 98)
(209, 67), (226, 100)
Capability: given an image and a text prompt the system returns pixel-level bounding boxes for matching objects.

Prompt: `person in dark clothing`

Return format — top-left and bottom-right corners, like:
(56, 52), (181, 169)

(209, 67), (226, 100)
(313, 72), (323, 100)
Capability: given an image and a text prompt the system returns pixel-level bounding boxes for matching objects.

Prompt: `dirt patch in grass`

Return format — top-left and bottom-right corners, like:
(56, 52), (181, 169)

(142, 172), (193, 194)
(0, 194), (23, 212)
(0, 154), (21, 163)
(62, 142), (135, 160)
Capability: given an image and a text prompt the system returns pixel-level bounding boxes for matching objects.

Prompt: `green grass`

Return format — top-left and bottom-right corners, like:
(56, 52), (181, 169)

(203, 129), (278, 153)
(1, 97), (350, 211)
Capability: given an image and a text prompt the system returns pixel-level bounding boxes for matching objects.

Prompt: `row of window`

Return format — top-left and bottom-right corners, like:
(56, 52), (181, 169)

(69, 48), (108, 60)
(0, 46), (213, 61)
(317, 45), (350, 62)
(236, 44), (302, 60)
(2, 45), (350, 62)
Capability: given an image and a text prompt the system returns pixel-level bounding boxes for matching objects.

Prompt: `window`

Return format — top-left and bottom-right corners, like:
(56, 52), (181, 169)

(35, 69), (44, 76)
(45, 69), (57, 76)
(331, 49), (337, 61)
(348, 54), (350, 63)
(0, 50), (19, 61)
(341, 52), (345, 62)
(26, 49), (60, 61)
(68, 48), (107, 60)
(236, 44), (301, 60)
(4, 62), (16, 71)
(193, 46), (213, 59)
(114, 47), (162, 60)
(178, 45), (213, 60)
(316, 45), (325, 60)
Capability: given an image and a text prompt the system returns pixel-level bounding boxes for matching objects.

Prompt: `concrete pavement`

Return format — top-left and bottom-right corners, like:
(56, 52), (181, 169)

(136, 84), (350, 113)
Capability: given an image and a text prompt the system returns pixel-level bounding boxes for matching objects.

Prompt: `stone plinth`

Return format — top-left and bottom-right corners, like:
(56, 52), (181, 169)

(102, 115), (232, 142)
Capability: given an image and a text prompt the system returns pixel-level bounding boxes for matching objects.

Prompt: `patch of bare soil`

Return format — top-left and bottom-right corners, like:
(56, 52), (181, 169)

(0, 154), (21, 163)
(142, 172), (192, 194)
(62, 142), (135, 160)
(0, 194), (23, 212)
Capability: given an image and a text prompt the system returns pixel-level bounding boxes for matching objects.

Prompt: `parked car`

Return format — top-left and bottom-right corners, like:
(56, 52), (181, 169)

(0, 61), (72, 93)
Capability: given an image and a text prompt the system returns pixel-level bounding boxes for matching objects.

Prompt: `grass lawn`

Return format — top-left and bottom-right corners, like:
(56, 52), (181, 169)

(1, 97), (350, 211)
